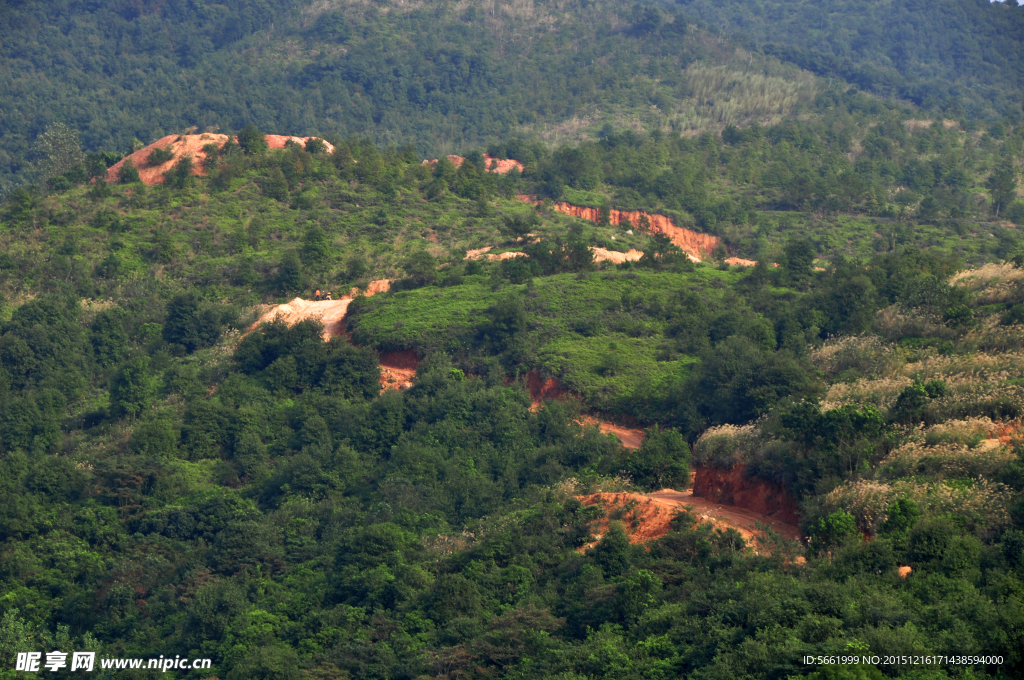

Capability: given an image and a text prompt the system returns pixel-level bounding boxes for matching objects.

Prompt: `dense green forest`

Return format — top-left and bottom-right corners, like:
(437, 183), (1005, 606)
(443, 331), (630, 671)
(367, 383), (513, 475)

(0, 106), (1023, 677)
(0, 0), (787, 191)
(673, 0), (1024, 117)
(3, 0), (1024, 192)
(3, 0), (1024, 677)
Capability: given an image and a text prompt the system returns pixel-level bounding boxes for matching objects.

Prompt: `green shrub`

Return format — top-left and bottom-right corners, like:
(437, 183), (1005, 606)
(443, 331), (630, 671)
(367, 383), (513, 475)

(116, 158), (140, 184)
(625, 426), (691, 490)
(109, 356), (157, 420)
(810, 510), (858, 551)
(304, 137), (328, 154)
(147, 145), (175, 166)
(237, 123), (268, 156)
(163, 294), (232, 353)
(163, 155), (194, 189)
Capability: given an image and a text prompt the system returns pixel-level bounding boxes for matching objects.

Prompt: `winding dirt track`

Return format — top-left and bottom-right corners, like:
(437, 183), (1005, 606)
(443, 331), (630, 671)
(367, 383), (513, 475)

(578, 488), (802, 547)
(649, 488), (802, 541)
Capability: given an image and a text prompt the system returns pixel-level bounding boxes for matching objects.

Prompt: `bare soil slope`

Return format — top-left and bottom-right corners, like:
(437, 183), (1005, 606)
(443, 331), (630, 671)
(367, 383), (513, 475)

(252, 297), (355, 340)
(106, 134), (334, 186)
(422, 154), (524, 174)
(520, 370), (646, 448)
(516, 195), (721, 262)
(578, 488), (802, 547)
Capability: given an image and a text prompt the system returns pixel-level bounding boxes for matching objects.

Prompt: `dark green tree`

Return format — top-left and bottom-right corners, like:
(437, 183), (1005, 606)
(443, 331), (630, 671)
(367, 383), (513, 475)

(237, 124), (268, 156)
(109, 356), (157, 420)
(116, 159), (140, 184)
(278, 250), (304, 292)
(163, 295), (228, 353)
(625, 426), (691, 490)
(988, 160), (1018, 217)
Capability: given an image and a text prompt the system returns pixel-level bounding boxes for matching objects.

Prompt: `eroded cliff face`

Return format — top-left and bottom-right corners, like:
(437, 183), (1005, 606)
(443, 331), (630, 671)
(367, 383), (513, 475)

(693, 465), (801, 526)
(523, 369), (571, 403)
(516, 196), (720, 261)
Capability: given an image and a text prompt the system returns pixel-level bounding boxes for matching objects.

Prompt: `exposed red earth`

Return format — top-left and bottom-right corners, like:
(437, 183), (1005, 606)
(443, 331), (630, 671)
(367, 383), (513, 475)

(249, 305), (799, 538)
(577, 487), (802, 548)
(105, 133), (335, 186)
(516, 195), (721, 262)
(264, 135), (336, 154)
(517, 370), (647, 448)
(581, 417), (646, 449)
(692, 465), (802, 527)
(524, 369), (572, 402)
(379, 350), (420, 392)
(422, 154), (524, 174)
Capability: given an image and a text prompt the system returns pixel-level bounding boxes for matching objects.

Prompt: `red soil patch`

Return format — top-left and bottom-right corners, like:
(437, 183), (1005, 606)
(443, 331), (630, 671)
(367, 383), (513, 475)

(578, 485), (802, 548)
(724, 257), (757, 267)
(586, 418), (645, 449)
(106, 134), (334, 186)
(518, 370), (646, 448)
(483, 155), (525, 174)
(578, 492), (679, 544)
(264, 135), (335, 154)
(422, 154), (523, 174)
(693, 464), (801, 527)
(106, 134), (226, 185)
(361, 279), (394, 296)
(516, 195), (720, 262)
(379, 350), (419, 392)
(524, 369), (571, 402)
(996, 418), (1024, 444)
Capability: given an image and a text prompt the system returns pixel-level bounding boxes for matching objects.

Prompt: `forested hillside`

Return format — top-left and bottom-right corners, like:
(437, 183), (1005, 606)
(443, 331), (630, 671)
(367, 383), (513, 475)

(3, 0), (1024, 677)
(6, 0), (1024, 193)
(0, 0), (812, 190)
(674, 0), (1024, 117)
(0, 109), (1023, 676)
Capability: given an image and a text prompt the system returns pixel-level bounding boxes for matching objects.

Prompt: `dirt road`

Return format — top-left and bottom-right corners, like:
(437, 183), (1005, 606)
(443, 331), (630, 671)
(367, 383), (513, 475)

(650, 488), (802, 541)
(578, 487), (802, 547)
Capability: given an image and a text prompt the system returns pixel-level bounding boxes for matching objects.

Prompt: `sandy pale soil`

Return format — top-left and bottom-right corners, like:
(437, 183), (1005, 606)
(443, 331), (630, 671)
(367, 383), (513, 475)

(249, 281), (422, 393)
(251, 297), (355, 340)
(590, 247), (644, 264)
